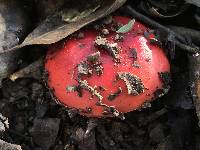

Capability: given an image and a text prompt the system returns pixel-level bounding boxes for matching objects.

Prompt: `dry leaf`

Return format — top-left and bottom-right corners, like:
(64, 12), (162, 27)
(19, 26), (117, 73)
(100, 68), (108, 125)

(61, 5), (101, 22)
(185, 0), (200, 7)
(5, 0), (126, 53)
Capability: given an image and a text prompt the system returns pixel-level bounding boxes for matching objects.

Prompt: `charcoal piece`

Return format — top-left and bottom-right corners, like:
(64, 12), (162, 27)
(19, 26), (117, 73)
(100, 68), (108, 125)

(30, 118), (60, 150)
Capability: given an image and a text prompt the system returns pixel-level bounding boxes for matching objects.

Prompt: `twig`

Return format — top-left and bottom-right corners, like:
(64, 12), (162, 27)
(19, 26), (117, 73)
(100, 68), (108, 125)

(175, 40), (199, 53)
(169, 26), (200, 45)
(85, 118), (98, 137)
(9, 58), (43, 81)
(125, 5), (200, 53)
(138, 108), (168, 126)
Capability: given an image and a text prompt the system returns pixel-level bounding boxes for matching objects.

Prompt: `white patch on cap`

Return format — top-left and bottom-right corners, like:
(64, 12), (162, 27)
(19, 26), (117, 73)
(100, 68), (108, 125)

(139, 37), (152, 62)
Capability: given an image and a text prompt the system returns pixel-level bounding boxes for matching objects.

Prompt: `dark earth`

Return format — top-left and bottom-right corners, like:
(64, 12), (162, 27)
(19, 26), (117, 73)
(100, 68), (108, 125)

(0, 0), (200, 150)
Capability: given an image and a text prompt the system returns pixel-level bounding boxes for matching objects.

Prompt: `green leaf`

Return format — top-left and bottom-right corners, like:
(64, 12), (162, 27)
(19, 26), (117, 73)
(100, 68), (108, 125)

(116, 19), (135, 33)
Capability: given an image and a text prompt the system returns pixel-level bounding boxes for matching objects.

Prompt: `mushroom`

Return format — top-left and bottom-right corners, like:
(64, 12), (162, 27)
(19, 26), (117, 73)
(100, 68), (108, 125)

(45, 16), (170, 118)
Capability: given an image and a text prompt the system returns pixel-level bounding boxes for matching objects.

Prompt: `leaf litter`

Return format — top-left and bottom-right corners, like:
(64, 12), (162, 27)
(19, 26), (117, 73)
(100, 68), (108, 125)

(4, 0), (127, 53)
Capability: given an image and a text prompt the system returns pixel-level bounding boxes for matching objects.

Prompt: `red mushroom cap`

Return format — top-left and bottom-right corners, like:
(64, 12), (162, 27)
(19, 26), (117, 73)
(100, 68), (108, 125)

(45, 16), (170, 118)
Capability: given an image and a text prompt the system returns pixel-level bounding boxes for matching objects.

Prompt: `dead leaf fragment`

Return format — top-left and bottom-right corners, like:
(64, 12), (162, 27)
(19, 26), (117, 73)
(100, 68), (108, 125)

(7, 0), (126, 53)
(185, 0), (200, 7)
